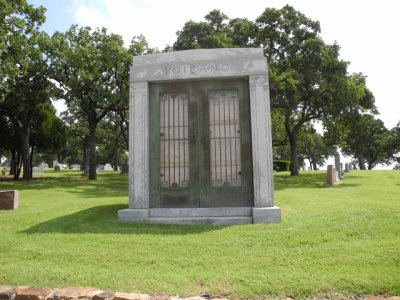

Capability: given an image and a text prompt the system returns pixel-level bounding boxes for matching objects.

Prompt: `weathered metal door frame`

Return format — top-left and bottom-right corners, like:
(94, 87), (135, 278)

(149, 78), (253, 208)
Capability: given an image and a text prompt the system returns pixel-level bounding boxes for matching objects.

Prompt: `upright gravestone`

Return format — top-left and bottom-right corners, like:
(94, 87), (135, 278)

(118, 48), (281, 225)
(32, 166), (44, 173)
(326, 165), (336, 186)
(345, 163), (350, 172)
(334, 152), (342, 180)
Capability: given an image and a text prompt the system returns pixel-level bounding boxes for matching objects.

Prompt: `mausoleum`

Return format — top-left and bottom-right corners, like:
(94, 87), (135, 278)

(118, 48), (281, 225)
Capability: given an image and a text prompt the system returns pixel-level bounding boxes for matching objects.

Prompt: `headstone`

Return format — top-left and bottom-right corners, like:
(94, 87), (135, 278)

(54, 165), (61, 172)
(334, 152), (342, 180)
(0, 190), (19, 210)
(326, 165), (336, 186)
(97, 165), (105, 171)
(53, 161), (60, 168)
(70, 164), (80, 170)
(39, 162), (49, 169)
(104, 164), (113, 171)
(119, 48), (280, 225)
(32, 166), (44, 173)
(345, 163), (350, 172)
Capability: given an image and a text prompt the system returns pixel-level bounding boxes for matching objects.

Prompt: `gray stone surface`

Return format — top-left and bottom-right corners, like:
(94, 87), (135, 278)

(121, 48), (280, 225)
(104, 164), (113, 171)
(0, 190), (19, 210)
(326, 165), (336, 186)
(119, 207), (283, 224)
(131, 48), (267, 82)
(249, 75), (274, 207)
(252, 207), (281, 224)
(147, 216), (252, 225)
(32, 166), (43, 173)
(149, 207), (252, 218)
(118, 209), (149, 222)
(128, 81), (149, 209)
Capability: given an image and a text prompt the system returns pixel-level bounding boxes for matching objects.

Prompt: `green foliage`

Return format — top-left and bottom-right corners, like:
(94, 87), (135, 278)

(173, 6), (380, 176)
(173, 10), (235, 50)
(341, 114), (395, 169)
(297, 126), (336, 170)
(0, 28), (57, 180)
(256, 6), (361, 175)
(48, 26), (132, 179)
(0, 171), (399, 297)
(273, 160), (291, 171)
(0, 0), (46, 100)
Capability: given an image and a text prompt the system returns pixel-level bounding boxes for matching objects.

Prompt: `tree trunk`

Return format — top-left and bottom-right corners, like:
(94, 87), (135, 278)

(30, 145), (35, 178)
(88, 112), (97, 180)
(113, 149), (119, 171)
(357, 154), (366, 170)
(312, 158), (318, 171)
(81, 136), (88, 171)
(288, 131), (299, 176)
(10, 150), (16, 176)
(17, 153), (22, 179)
(21, 126), (31, 181)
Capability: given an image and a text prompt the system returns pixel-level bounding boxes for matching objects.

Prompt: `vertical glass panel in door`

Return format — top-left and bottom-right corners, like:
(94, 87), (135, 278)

(209, 89), (241, 188)
(160, 93), (189, 189)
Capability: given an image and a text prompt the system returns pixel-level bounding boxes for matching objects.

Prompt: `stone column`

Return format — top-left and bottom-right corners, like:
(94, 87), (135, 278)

(119, 81), (150, 222)
(249, 75), (281, 223)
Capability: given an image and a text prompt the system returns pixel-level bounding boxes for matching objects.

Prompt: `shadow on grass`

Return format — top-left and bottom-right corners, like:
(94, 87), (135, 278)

(22, 204), (221, 235)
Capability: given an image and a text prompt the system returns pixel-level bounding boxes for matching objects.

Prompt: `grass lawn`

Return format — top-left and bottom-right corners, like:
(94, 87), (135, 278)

(0, 169), (399, 299)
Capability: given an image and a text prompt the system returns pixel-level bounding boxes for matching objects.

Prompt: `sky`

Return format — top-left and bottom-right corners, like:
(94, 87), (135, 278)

(29, 0), (400, 130)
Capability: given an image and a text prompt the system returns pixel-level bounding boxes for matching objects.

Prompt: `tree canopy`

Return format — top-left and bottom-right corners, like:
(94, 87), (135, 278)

(1, 2), (397, 180)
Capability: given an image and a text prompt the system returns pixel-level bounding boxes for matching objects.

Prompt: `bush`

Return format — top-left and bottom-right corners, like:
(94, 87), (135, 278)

(273, 160), (291, 172)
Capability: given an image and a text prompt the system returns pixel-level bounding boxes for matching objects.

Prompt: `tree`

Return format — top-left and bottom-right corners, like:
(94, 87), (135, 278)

(255, 5), (374, 175)
(48, 26), (132, 179)
(0, 32), (56, 180)
(173, 10), (233, 50)
(390, 121), (400, 156)
(297, 127), (335, 170)
(341, 114), (394, 169)
(30, 103), (67, 175)
(0, 0), (46, 101)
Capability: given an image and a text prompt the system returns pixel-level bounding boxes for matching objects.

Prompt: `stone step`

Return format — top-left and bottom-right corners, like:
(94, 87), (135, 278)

(149, 207), (252, 218)
(147, 216), (252, 225)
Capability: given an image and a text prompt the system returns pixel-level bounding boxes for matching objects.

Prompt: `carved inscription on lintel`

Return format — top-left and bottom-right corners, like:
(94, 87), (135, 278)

(166, 62), (231, 76)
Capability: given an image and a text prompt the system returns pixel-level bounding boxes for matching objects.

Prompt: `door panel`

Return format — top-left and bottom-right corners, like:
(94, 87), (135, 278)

(149, 78), (253, 208)
(149, 82), (199, 208)
(199, 79), (253, 207)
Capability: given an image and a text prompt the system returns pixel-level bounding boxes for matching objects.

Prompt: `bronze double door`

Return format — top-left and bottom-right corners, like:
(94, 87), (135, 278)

(149, 78), (253, 208)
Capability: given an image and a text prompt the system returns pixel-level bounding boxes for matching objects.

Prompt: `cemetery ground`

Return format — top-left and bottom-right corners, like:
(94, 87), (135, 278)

(0, 170), (399, 299)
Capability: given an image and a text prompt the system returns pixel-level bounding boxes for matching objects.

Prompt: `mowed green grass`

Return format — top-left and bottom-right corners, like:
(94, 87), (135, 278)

(0, 170), (399, 299)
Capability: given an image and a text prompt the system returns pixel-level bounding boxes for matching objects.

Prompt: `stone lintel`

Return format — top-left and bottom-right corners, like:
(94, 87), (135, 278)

(131, 48), (267, 82)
